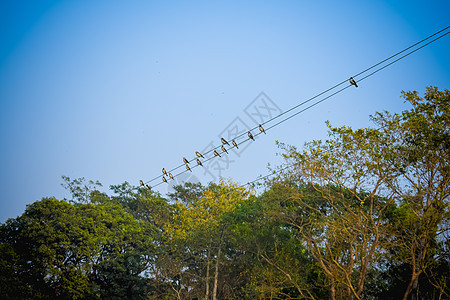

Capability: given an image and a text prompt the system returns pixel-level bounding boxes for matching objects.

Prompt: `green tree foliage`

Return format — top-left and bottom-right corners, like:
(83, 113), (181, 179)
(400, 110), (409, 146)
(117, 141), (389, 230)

(0, 178), (168, 299)
(271, 86), (449, 299)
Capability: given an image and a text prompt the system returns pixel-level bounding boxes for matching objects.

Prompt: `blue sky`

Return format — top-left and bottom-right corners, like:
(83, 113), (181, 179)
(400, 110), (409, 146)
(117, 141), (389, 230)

(1, 0), (449, 222)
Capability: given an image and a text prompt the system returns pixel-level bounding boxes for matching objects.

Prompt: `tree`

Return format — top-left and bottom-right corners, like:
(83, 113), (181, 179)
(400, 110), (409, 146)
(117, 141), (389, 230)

(273, 123), (396, 299)
(271, 86), (450, 299)
(0, 178), (166, 299)
(164, 180), (250, 300)
(371, 86), (450, 300)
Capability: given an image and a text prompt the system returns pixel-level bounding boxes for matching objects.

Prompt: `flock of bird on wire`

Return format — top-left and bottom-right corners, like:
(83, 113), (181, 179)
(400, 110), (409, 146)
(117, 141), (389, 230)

(133, 25), (450, 190)
(139, 124), (268, 190)
(138, 77), (360, 190)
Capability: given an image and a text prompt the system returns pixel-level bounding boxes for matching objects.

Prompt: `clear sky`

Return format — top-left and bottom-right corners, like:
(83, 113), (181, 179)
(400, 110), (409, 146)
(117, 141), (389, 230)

(1, 0), (449, 222)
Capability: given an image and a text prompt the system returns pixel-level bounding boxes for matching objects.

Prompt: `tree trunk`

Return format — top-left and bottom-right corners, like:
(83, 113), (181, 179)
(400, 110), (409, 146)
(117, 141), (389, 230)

(212, 246), (221, 300)
(403, 271), (421, 300)
(330, 277), (336, 300)
(205, 250), (210, 300)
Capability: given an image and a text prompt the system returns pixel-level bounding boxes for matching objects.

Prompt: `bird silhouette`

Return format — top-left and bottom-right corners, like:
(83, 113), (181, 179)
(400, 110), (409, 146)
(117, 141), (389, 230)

(162, 176), (168, 183)
(162, 168), (168, 176)
(259, 124), (266, 134)
(186, 164), (192, 172)
(232, 139), (238, 149)
(145, 184), (150, 190)
(183, 157), (189, 164)
(140, 180), (144, 187)
(197, 159), (203, 166)
(195, 151), (204, 158)
(248, 131), (254, 141)
(349, 77), (358, 87)
(169, 172), (174, 180)
(221, 145), (228, 154)
(221, 138), (229, 146)
(214, 150), (221, 157)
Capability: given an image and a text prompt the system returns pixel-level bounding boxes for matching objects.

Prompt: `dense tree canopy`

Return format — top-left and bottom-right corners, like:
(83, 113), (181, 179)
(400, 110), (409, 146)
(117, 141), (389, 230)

(1, 87), (449, 299)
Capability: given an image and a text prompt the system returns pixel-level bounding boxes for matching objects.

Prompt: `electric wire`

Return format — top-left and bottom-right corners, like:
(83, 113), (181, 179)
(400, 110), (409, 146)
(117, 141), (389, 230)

(142, 26), (450, 188)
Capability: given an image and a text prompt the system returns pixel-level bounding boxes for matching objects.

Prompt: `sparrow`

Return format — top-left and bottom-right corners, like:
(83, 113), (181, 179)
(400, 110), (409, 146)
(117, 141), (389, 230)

(248, 131), (254, 141)
(232, 139), (238, 149)
(349, 77), (358, 87)
(183, 157), (189, 164)
(186, 164), (192, 172)
(195, 151), (204, 158)
(169, 172), (174, 180)
(221, 137), (230, 146)
(197, 159), (203, 166)
(162, 168), (168, 176)
(214, 150), (221, 157)
(140, 180), (144, 186)
(162, 176), (168, 183)
(259, 124), (266, 134)
(145, 184), (150, 190)
(221, 145), (228, 154)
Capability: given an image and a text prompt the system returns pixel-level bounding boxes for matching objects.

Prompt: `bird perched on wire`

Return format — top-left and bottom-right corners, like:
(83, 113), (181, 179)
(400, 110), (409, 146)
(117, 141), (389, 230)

(162, 176), (168, 183)
(183, 157), (189, 164)
(186, 164), (192, 172)
(195, 151), (204, 158)
(221, 145), (228, 154)
(162, 168), (168, 176)
(169, 172), (174, 180)
(145, 184), (150, 190)
(259, 124), (266, 134)
(232, 139), (238, 149)
(248, 131), (254, 141)
(214, 150), (221, 157)
(140, 180), (144, 187)
(349, 77), (358, 87)
(221, 138), (229, 146)
(196, 159), (203, 166)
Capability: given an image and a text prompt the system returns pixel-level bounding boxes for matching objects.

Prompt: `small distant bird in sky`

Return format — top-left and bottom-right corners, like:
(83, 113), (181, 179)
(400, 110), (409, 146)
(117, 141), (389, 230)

(162, 176), (168, 183)
(349, 77), (358, 87)
(162, 168), (167, 176)
(196, 151), (204, 158)
(221, 138), (229, 146)
(186, 164), (192, 172)
(169, 172), (174, 180)
(248, 131), (254, 141)
(232, 139), (238, 149)
(221, 145), (228, 154)
(214, 150), (221, 157)
(145, 184), (150, 190)
(259, 124), (266, 134)
(183, 157), (189, 164)
(140, 180), (144, 187)
(197, 159), (203, 166)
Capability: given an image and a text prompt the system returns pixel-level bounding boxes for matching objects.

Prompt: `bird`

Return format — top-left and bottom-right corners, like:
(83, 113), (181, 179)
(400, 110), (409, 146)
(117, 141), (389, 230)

(221, 138), (229, 146)
(349, 77), (358, 87)
(214, 150), (221, 157)
(196, 159), (203, 166)
(183, 157), (189, 164)
(186, 164), (192, 172)
(195, 151), (204, 158)
(169, 172), (174, 180)
(162, 168), (167, 176)
(139, 180), (144, 187)
(145, 184), (150, 190)
(232, 139), (238, 149)
(259, 124), (266, 134)
(162, 176), (168, 183)
(221, 145), (228, 154)
(248, 131), (254, 141)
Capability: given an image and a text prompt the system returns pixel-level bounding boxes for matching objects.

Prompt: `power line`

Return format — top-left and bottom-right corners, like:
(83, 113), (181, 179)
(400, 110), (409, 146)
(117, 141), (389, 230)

(142, 26), (450, 188)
